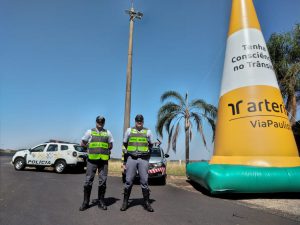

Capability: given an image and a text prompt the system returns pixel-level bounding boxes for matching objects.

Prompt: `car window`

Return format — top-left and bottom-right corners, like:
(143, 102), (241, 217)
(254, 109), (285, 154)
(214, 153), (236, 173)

(151, 148), (162, 157)
(74, 145), (85, 152)
(31, 145), (46, 152)
(47, 144), (58, 152)
(61, 145), (69, 151)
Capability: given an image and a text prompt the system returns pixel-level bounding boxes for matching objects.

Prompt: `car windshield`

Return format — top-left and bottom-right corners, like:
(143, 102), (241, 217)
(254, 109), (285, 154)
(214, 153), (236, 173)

(74, 145), (85, 152)
(151, 148), (162, 157)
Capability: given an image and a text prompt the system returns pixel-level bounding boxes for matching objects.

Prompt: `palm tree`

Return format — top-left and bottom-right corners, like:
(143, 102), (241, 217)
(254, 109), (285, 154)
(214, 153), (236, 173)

(267, 24), (300, 126)
(156, 91), (217, 164)
(292, 121), (300, 154)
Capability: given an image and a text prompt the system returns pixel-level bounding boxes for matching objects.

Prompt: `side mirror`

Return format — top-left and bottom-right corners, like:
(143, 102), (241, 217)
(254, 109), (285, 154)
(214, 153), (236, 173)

(164, 154), (169, 158)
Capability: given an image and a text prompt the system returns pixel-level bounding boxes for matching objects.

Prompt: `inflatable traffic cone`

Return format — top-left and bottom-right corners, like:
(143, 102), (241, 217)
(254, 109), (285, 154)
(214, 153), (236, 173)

(187, 0), (300, 193)
(210, 0), (299, 167)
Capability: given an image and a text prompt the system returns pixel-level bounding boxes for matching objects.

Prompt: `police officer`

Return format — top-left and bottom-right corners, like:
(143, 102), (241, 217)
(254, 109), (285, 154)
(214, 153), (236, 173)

(120, 114), (154, 212)
(79, 116), (114, 211)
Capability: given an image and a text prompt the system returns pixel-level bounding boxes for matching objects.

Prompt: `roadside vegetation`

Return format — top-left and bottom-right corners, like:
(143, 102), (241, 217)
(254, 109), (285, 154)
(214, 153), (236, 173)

(267, 23), (300, 126)
(156, 91), (217, 165)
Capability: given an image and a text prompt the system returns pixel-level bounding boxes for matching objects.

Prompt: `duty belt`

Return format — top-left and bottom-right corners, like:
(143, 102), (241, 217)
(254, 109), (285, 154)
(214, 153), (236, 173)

(128, 153), (150, 160)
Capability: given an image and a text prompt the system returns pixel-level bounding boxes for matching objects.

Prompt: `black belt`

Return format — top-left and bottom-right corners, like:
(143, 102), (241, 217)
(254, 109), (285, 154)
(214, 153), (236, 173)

(128, 154), (150, 160)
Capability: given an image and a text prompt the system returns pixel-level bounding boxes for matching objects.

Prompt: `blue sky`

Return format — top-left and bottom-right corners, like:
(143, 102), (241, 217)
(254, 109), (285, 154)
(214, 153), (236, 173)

(1, 0), (299, 160)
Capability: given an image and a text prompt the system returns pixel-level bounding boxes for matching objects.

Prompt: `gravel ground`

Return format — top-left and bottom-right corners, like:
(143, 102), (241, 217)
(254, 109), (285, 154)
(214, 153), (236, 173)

(166, 175), (300, 222)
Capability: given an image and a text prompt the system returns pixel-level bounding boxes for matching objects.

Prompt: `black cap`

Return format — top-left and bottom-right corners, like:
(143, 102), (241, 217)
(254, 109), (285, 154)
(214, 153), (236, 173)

(96, 116), (105, 124)
(135, 114), (144, 122)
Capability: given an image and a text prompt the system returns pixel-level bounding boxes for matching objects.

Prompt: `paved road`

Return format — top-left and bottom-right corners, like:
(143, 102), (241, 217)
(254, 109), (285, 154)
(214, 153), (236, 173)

(0, 156), (298, 225)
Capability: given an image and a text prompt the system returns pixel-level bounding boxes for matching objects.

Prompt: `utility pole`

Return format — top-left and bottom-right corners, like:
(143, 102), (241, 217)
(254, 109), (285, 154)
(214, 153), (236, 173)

(123, 1), (143, 135)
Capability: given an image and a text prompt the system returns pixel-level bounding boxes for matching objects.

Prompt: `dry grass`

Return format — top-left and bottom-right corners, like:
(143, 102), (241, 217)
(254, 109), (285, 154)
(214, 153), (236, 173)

(108, 159), (186, 176)
(108, 160), (123, 175)
(166, 161), (186, 176)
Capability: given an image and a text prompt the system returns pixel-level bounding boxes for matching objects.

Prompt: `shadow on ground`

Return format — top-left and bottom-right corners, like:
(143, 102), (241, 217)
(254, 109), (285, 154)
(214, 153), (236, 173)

(14, 167), (86, 174)
(90, 197), (120, 208)
(187, 179), (300, 200)
(126, 198), (156, 210)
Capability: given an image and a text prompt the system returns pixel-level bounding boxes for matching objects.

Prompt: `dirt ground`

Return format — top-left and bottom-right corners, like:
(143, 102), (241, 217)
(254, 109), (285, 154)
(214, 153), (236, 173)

(166, 175), (300, 222)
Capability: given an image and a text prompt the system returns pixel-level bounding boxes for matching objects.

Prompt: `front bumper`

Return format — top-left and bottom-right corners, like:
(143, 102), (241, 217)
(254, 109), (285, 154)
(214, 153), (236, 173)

(148, 166), (166, 178)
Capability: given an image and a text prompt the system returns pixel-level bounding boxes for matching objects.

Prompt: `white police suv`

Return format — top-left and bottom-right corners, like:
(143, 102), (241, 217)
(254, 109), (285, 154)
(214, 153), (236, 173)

(12, 142), (87, 173)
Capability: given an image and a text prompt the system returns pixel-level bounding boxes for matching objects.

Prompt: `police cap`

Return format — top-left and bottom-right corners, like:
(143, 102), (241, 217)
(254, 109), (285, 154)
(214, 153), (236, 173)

(135, 114), (144, 122)
(96, 116), (105, 124)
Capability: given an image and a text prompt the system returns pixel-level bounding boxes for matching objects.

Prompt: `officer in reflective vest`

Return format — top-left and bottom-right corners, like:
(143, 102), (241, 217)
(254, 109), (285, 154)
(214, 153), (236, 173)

(120, 114), (154, 212)
(79, 116), (114, 211)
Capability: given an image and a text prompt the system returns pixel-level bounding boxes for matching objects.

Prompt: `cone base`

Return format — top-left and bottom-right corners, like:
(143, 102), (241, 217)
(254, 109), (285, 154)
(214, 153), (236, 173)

(210, 156), (300, 167)
(187, 162), (300, 194)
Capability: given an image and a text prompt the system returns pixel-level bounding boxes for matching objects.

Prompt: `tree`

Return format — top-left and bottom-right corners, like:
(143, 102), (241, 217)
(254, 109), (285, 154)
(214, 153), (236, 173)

(267, 24), (300, 126)
(156, 91), (217, 164)
(292, 121), (300, 154)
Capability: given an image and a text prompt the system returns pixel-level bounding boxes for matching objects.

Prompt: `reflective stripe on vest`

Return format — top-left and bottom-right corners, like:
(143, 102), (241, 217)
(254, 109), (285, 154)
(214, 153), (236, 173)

(88, 128), (110, 160)
(127, 128), (149, 152)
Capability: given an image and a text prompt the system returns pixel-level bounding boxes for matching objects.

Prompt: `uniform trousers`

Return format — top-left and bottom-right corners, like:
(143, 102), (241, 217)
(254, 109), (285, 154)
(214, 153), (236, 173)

(84, 159), (108, 187)
(124, 155), (149, 190)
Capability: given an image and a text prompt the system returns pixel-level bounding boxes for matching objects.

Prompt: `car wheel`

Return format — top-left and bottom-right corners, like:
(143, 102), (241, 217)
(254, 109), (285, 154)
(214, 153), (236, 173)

(54, 160), (66, 173)
(35, 166), (45, 171)
(14, 158), (26, 171)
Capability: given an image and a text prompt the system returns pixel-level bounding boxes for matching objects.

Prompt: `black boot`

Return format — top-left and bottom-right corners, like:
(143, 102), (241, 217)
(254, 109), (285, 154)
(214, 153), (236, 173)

(120, 187), (131, 211)
(98, 185), (107, 210)
(79, 185), (92, 211)
(142, 188), (154, 212)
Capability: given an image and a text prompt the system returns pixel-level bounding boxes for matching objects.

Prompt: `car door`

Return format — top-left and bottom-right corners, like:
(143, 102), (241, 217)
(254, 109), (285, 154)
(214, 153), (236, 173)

(26, 144), (47, 165)
(45, 144), (59, 165)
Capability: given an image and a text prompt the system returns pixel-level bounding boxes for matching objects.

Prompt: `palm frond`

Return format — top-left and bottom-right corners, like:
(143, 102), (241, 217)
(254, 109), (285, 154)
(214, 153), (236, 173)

(206, 117), (216, 142)
(157, 102), (182, 119)
(156, 101), (183, 137)
(191, 112), (207, 149)
(166, 124), (174, 154)
(165, 113), (179, 133)
(160, 90), (184, 106)
(155, 113), (177, 138)
(156, 113), (174, 137)
(172, 122), (180, 152)
(190, 99), (217, 119)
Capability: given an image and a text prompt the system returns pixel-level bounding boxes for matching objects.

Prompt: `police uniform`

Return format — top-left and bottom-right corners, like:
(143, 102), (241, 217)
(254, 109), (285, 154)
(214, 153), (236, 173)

(79, 117), (114, 211)
(120, 114), (154, 212)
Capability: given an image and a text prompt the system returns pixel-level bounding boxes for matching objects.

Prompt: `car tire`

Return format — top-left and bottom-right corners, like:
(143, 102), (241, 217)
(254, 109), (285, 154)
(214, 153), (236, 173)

(54, 160), (67, 173)
(35, 166), (45, 171)
(14, 157), (26, 171)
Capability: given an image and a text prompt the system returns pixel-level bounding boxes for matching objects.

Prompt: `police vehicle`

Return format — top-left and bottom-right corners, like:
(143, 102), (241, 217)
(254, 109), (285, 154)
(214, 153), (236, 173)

(12, 141), (87, 173)
(122, 144), (169, 185)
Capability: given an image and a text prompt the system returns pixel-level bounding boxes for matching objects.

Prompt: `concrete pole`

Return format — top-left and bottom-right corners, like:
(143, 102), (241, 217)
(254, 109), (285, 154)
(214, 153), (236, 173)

(123, 17), (134, 135)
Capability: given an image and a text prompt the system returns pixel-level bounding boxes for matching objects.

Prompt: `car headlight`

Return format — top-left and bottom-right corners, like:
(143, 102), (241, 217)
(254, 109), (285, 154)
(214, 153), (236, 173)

(153, 162), (163, 167)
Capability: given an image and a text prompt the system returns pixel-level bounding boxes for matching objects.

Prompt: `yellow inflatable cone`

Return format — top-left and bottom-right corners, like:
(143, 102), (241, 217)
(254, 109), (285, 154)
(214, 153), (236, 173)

(210, 0), (299, 167)
(187, 0), (300, 194)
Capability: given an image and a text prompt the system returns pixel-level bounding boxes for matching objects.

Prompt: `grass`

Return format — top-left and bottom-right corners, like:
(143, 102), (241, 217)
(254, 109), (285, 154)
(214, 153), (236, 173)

(108, 159), (186, 177)
(166, 161), (186, 176)
(108, 159), (123, 174)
